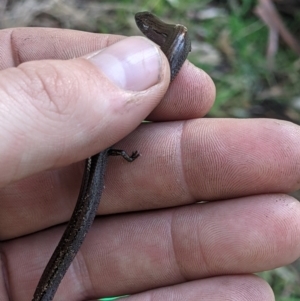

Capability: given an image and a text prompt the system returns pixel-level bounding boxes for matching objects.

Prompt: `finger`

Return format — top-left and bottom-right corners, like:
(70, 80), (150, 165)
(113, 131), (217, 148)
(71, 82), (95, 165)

(0, 36), (170, 187)
(147, 61), (215, 121)
(2, 118), (300, 238)
(1, 28), (215, 120)
(125, 276), (274, 301)
(0, 28), (124, 68)
(104, 118), (300, 213)
(3, 194), (297, 299)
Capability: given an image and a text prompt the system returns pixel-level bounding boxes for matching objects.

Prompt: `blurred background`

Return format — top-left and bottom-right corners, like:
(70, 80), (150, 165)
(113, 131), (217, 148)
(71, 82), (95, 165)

(1, 0), (300, 300)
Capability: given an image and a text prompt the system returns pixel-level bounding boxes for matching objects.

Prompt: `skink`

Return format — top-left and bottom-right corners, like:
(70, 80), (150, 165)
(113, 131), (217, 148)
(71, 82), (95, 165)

(32, 11), (191, 301)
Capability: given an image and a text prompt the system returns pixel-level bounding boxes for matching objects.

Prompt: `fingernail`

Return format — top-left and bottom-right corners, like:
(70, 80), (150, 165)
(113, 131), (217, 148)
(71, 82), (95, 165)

(87, 37), (161, 91)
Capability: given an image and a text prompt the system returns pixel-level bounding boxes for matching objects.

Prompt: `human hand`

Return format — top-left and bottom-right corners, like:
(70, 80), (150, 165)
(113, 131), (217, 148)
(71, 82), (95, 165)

(0, 27), (299, 301)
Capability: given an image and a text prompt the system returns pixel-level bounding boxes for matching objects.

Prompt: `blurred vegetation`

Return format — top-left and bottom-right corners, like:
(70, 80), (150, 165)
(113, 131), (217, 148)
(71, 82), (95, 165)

(1, 0), (300, 300)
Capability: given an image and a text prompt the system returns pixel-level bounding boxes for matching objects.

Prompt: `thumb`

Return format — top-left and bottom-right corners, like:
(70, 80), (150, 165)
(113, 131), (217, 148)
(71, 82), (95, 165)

(0, 36), (170, 186)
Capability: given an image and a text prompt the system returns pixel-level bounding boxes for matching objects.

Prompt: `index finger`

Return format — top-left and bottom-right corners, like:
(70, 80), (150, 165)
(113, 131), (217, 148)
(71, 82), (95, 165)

(0, 27), (215, 120)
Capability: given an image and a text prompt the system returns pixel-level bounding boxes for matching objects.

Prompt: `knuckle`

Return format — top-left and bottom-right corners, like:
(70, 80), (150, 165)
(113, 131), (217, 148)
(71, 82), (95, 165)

(16, 61), (80, 119)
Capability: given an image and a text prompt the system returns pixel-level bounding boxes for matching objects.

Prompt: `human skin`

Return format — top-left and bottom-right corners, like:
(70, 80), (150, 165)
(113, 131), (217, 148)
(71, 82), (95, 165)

(0, 28), (300, 301)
